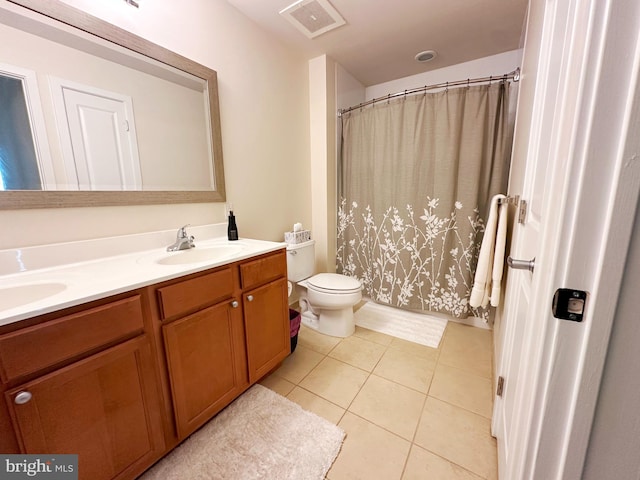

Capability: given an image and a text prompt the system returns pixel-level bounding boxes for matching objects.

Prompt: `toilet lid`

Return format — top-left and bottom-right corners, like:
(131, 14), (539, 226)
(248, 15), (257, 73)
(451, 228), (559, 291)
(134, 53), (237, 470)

(306, 273), (361, 294)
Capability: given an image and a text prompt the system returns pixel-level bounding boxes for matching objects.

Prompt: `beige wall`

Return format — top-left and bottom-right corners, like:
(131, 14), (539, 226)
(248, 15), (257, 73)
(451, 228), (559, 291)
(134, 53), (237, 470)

(365, 50), (523, 100)
(0, 0), (311, 248)
(582, 193), (640, 479)
(309, 55), (341, 273)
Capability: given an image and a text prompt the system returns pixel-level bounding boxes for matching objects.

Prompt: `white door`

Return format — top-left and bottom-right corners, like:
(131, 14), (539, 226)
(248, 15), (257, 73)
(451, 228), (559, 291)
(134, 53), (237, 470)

(494, 0), (640, 479)
(491, 0), (563, 472)
(50, 78), (141, 190)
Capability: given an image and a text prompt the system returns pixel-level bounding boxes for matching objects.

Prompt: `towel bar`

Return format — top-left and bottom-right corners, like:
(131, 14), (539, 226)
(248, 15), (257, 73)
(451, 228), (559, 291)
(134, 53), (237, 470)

(498, 195), (528, 224)
(498, 195), (520, 205)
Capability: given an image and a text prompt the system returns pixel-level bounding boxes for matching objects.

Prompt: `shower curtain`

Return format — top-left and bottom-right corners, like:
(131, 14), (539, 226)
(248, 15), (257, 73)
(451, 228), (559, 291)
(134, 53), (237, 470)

(337, 82), (513, 320)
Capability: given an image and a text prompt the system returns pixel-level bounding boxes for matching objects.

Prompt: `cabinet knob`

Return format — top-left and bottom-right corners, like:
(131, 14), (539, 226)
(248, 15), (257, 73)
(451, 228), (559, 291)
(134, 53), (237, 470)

(231, 300), (239, 308)
(247, 295), (254, 302)
(14, 391), (32, 405)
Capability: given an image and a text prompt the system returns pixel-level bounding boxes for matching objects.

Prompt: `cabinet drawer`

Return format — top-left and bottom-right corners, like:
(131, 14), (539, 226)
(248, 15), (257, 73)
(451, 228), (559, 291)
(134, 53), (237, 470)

(240, 250), (286, 290)
(0, 295), (144, 383)
(157, 267), (234, 320)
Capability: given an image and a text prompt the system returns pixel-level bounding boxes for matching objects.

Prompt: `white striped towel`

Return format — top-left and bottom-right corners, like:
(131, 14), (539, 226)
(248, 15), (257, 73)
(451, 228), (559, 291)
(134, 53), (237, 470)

(470, 193), (508, 308)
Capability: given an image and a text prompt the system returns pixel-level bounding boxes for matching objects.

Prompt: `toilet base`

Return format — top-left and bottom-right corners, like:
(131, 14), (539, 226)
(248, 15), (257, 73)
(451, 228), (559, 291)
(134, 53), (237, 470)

(300, 310), (320, 331)
(300, 307), (355, 338)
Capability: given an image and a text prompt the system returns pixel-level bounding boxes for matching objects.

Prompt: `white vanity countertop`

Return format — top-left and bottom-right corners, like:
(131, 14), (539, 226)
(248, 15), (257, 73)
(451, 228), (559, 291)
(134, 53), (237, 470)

(0, 224), (286, 327)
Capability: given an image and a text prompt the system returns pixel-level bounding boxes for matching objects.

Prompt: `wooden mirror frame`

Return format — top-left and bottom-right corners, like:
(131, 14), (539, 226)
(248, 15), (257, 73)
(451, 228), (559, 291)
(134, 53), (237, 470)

(1, 0), (226, 209)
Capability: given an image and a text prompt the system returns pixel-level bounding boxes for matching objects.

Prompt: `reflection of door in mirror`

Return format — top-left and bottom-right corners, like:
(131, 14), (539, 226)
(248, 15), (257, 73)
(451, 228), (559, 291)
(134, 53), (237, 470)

(0, 64), (53, 191)
(50, 77), (142, 191)
(0, 0), (226, 207)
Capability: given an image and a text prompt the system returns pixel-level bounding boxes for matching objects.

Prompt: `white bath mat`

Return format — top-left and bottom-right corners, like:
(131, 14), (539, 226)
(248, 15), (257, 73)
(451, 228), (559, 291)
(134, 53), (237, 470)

(140, 384), (344, 479)
(354, 302), (447, 348)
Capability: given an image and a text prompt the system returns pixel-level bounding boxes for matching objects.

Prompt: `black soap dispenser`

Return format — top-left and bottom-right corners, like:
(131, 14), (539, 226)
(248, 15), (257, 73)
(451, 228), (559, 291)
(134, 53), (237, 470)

(227, 203), (238, 241)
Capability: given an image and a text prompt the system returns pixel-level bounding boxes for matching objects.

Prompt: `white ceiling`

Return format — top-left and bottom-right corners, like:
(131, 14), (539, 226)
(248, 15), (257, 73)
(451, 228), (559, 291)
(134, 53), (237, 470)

(225, 0), (529, 86)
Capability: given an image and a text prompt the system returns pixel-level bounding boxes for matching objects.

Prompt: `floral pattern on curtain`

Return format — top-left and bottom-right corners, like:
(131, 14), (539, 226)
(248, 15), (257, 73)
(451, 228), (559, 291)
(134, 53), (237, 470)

(338, 198), (488, 320)
(337, 83), (514, 320)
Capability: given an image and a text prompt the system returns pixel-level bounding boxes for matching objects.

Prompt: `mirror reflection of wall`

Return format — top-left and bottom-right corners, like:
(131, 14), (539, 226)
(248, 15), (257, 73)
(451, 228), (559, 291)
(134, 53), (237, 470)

(0, 11), (214, 192)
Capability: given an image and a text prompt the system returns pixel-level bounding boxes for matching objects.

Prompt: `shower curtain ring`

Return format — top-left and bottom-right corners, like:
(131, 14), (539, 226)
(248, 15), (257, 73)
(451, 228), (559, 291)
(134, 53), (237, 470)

(467, 78), (470, 88)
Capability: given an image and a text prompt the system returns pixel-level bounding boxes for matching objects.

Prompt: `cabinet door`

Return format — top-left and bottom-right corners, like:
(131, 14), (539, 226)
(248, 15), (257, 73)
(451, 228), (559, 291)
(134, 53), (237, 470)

(5, 336), (164, 480)
(163, 301), (247, 439)
(244, 278), (289, 383)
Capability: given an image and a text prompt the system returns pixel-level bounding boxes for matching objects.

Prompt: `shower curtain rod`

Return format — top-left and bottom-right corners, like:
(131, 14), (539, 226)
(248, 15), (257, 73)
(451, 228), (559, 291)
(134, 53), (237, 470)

(338, 67), (520, 116)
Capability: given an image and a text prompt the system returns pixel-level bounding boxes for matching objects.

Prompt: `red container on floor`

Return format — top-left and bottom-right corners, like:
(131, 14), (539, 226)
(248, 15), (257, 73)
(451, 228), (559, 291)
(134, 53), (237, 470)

(289, 308), (301, 353)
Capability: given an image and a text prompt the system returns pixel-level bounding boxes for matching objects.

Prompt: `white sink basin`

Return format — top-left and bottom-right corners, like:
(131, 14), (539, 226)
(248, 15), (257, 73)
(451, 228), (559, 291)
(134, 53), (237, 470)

(151, 244), (245, 266)
(0, 282), (67, 310)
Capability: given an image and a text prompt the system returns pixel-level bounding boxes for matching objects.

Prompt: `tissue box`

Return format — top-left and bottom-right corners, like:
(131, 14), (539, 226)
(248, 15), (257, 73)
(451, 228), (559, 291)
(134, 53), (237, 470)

(284, 230), (311, 244)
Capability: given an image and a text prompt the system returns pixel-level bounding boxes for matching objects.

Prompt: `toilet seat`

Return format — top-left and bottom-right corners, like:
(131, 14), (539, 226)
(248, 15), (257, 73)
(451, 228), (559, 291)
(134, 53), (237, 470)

(306, 273), (361, 294)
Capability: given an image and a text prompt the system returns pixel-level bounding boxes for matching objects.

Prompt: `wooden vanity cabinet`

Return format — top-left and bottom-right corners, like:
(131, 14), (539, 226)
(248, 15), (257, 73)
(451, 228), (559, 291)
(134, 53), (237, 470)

(0, 247), (290, 480)
(157, 266), (248, 440)
(0, 293), (165, 480)
(156, 250), (289, 437)
(240, 251), (290, 383)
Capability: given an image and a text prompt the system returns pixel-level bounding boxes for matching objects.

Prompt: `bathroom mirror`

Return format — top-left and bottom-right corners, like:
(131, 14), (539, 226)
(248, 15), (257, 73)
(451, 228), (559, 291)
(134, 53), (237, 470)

(0, 0), (225, 209)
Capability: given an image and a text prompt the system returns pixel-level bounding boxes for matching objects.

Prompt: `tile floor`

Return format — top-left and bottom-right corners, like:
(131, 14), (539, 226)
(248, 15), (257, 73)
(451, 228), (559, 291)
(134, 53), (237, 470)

(260, 319), (497, 480)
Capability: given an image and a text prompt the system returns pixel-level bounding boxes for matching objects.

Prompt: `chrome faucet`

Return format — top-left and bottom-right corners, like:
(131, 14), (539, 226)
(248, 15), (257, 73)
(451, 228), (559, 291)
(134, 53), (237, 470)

(167, 224), (195, 251)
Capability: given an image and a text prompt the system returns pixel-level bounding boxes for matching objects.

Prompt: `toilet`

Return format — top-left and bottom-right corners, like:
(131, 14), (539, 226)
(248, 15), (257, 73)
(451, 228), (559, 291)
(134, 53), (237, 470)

(286, 240), (362, 337)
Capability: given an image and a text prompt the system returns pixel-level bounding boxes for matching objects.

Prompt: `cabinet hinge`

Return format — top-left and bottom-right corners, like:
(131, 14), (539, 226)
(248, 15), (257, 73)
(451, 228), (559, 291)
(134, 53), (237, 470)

(518, 199), (528, 224)
(497, 376), (505, 397)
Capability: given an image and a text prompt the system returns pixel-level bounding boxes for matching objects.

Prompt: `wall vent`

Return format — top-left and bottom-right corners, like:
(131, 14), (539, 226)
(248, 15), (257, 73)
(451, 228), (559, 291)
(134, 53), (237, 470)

(279, 0), (346, 39)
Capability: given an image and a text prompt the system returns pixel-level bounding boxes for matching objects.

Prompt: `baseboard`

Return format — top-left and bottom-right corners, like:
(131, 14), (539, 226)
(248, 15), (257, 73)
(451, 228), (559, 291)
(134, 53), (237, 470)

(449, 316), (491, 330)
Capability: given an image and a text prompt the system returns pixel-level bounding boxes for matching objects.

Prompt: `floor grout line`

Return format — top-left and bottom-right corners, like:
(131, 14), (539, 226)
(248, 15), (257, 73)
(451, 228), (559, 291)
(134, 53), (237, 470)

(270, 321), (497, 480)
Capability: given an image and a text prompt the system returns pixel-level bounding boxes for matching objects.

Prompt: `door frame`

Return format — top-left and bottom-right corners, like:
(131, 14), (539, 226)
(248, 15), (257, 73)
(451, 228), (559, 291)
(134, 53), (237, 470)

(0, 63), (56, 189)
(503, 0), (640, 478)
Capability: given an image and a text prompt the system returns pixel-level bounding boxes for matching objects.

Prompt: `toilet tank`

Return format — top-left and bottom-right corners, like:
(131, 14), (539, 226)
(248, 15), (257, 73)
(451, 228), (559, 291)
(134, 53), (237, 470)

(286, 239), (315, 282)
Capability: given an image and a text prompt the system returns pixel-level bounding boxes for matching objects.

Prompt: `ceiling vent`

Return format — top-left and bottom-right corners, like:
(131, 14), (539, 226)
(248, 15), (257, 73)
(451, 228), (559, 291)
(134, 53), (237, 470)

(279, 0), (346, 39)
